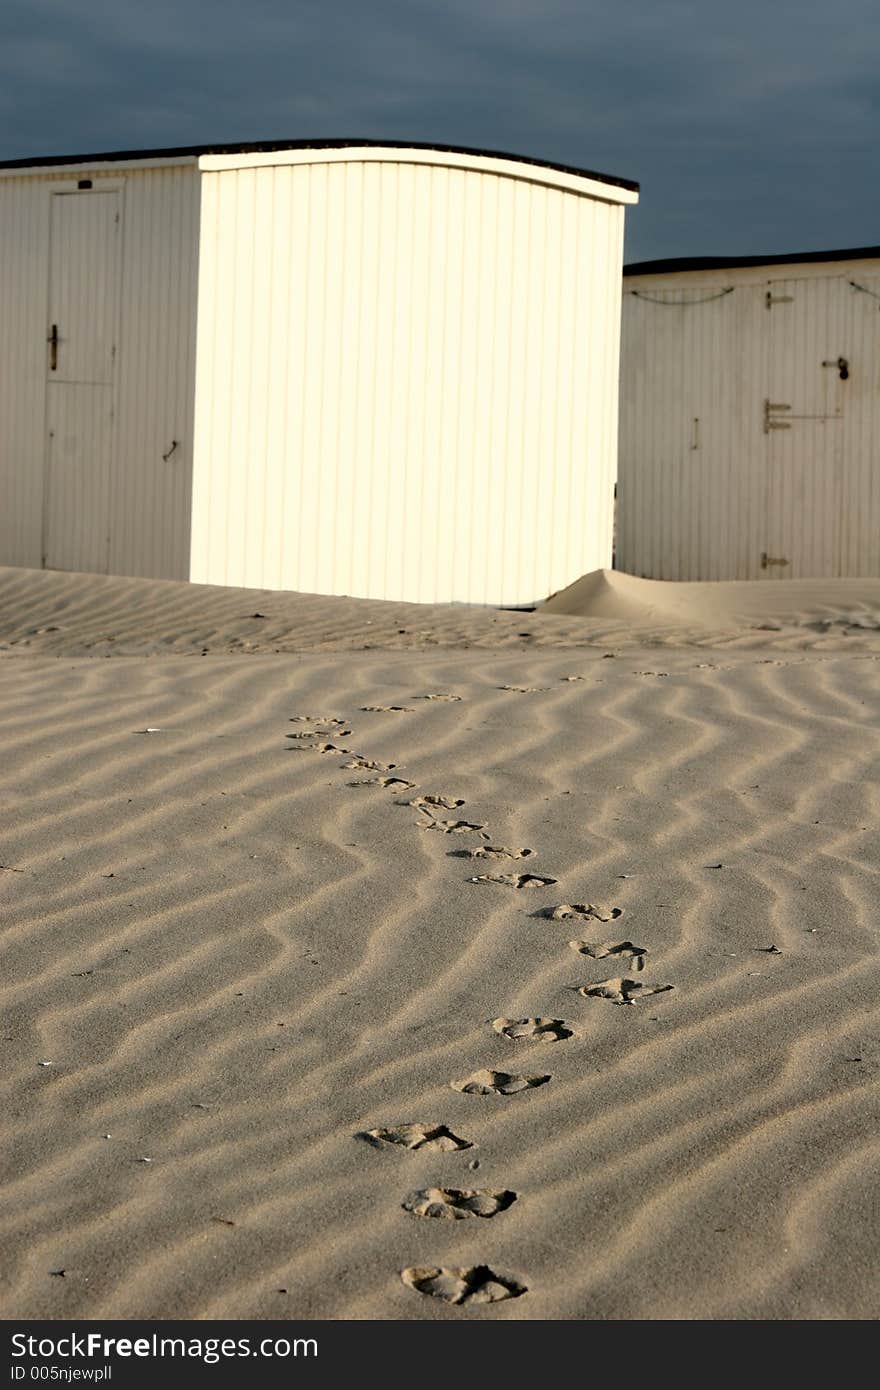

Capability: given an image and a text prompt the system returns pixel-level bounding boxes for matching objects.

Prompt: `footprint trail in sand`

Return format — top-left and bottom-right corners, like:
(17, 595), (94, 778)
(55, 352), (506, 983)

(326, 684), (675, 1311)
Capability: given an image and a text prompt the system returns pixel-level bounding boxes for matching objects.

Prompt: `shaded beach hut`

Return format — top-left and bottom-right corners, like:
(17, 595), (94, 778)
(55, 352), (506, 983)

(617, 247), (880, 580)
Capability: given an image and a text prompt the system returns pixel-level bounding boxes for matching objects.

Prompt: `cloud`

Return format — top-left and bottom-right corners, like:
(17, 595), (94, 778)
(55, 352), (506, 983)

(0, 0), (876, 259)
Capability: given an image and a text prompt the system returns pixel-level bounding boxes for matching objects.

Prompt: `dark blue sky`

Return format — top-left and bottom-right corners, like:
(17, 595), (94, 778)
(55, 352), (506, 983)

(1, 0), (877, 262)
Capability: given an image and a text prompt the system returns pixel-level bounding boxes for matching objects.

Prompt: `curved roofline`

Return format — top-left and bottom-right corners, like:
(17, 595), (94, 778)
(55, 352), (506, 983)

(0, 136), (639, 193)
(625, 246), (880, 276)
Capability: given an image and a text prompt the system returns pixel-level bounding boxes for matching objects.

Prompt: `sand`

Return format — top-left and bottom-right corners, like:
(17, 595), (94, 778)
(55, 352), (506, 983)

(1, 564), (878, 1320)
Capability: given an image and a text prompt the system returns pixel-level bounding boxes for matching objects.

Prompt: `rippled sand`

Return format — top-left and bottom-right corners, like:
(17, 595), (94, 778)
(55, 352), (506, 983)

(1, 566), (878, 1319)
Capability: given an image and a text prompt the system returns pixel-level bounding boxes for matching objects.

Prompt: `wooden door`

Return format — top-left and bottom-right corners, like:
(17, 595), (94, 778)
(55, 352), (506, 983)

(761, 276), (848, 578)
(44, 190), (120, 572)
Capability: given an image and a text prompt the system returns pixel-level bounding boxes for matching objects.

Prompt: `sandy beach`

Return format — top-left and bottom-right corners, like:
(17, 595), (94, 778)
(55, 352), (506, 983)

(1, 564), (879, 1320)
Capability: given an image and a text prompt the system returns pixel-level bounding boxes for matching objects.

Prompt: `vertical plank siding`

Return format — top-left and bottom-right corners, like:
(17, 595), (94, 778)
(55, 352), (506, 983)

(110, 165), (200, 580)
(0, 176), (50, 568)
(190, 158), (626, 604)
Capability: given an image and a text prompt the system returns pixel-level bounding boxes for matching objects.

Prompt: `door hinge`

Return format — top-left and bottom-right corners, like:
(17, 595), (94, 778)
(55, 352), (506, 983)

(765, 291), (794, 309)
(761, 552), (790, 569)
(764, 399), (791, 432)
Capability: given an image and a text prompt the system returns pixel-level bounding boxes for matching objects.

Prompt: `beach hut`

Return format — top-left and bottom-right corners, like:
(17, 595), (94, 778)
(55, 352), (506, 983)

(0, 139), (638, 605)
(617, 247), (880, 581)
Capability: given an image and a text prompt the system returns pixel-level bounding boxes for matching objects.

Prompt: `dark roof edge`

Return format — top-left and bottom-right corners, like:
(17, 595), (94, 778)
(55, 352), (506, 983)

(0, 137), (639, 193)
(625, 246), (880, 275)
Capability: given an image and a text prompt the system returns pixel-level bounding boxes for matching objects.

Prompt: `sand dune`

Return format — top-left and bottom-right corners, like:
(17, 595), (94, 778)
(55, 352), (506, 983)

(2, 563), (880, 656)
(545, 567), (880, 630)
(1, 565), (878, 1319)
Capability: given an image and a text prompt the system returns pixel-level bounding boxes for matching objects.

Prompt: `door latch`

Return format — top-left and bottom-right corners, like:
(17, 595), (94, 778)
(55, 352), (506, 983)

(761, 552), (790, 569)
(821, 356), (849, 380)
(47, 323), (59, 371)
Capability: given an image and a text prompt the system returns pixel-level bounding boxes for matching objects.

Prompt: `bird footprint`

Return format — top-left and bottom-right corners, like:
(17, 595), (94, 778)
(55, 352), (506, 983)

(401, 1265), (526, 1304)
(579, 978), (673, 1005)
(360, 1123), (473, 1151)
(341, 756), (398, 771)
(464, 845), (533, 860)
(451, 1069), (550, 1095)
(348, 776), (416, 790)
(569, 940), (647, 971)
(290, 715), (347, 725)
(547, 902), (622, 922)
(420, 819), (488, 835)
(286, 728), (351, 739)
(402, 1187), (516, 1219)
(492, 1017), (574, 1042)
(471, 872), (557, 889)
(410, 794), (465, 811)
(360, 705), (415, 713)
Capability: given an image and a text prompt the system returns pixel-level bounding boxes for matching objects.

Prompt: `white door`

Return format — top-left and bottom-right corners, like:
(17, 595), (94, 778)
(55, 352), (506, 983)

(44, 190), (120, 572)
(761, 276), (848, 578)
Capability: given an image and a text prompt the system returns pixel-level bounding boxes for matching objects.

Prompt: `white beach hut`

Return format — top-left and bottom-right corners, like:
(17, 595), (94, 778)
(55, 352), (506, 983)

(0, 138), (638, 605)
(617, 247), (880, 581)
